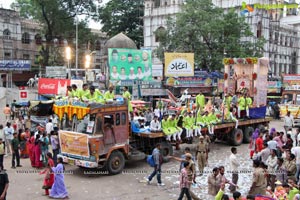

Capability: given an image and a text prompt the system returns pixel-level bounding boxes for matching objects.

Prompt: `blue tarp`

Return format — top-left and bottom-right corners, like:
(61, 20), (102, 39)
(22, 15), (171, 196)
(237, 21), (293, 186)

(249, 106), (267, 119)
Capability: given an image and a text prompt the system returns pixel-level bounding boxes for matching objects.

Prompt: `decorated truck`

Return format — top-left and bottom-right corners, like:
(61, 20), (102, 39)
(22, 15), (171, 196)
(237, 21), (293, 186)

(54, 99), (173, 174)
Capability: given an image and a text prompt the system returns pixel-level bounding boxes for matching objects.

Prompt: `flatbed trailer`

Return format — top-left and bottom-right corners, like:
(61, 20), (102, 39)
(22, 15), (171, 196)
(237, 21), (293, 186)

(131, 117), (272, 157)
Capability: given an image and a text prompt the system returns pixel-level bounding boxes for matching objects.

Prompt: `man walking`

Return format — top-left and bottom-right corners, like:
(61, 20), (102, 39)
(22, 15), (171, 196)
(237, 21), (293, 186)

(196, 136), (208, 176)
(229, 147), (239, 192)
(284, 111), (294, 134)
(147, 143), (165, 186)
(3, 122), (14, 155)
(11, 133), (22, 169)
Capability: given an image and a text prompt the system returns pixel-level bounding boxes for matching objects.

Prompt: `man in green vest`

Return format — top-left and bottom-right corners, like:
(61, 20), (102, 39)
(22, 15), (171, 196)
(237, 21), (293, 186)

(122, 86), (133, 113)
(71, 84), (80, 98)
(196, 92), (205, 111)
(237, 93), (246, 119)
(104, 86), (115, 101)
(245, 94), (252, 119)
(162, 115), (174, 141)
(79, 84), (90, 101)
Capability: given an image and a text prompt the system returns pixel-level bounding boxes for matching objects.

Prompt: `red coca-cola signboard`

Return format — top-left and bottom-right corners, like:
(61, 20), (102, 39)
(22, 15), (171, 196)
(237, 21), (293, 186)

(38, 78), (70, 95)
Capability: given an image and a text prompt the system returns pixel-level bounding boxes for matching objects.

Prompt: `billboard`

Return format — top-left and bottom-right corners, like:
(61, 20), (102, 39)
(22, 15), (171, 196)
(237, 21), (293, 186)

(282, 74), (300, 90)
(165, 77), (212, 87)
(0, 60), (31, 71)
(108, 48), (152, 81)
(59, 131), (90, 158)
(164, 53), (194, 77)
(46, 66), (67, 78)
(38, 78), (70, 95)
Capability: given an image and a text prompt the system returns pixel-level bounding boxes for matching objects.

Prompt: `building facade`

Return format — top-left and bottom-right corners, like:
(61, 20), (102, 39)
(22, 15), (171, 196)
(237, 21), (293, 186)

(143, 0), (300, 75)
(0, 8), (42, 69)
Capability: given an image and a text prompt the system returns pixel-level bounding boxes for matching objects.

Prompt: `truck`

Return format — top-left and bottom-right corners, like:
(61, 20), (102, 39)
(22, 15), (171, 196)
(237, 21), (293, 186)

(279, 89), (300, 127)
(54, 57), (272, 174)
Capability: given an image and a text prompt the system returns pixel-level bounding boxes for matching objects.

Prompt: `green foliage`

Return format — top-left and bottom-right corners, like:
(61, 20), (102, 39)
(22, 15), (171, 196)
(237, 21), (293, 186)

(98, 0), (144, 48)
(12, 0), (98, 67)
(155, 0), (265, 70)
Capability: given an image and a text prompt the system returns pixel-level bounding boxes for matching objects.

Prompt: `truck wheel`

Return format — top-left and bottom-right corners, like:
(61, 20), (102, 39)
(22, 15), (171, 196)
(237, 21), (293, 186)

(230, 129), (243, 146)
(243, 127), (254, 143)
(107, 151), (125, 175)
(161, 142), (173, 162)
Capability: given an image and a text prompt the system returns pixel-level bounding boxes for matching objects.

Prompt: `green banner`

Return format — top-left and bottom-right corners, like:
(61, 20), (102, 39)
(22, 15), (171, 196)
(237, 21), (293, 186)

(108, 48), (152, 81)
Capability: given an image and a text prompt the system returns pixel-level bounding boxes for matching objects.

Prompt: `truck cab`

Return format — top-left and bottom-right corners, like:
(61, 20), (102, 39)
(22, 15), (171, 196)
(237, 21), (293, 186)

(56, 100), (133, 174)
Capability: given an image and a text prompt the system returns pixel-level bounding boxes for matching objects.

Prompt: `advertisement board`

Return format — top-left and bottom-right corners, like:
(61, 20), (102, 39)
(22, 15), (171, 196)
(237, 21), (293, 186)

(59, 131), (90, 158)
(165, 77), (212, 87)
(38, 78), (70, 95)
(0, 60), (31, 71)
(46, 66), (67, 78)
(282, 74), (300, 89)
(164, 53), (194, 77)
(108, 48), (152, 81)
(268, 81), (282, 93)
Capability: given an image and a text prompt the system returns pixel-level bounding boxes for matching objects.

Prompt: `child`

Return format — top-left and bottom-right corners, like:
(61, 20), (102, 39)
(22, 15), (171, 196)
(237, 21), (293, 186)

(40, 152), (55, 196)
(11, 132), (22, 169)
(178, 161), (192, 200)
(0, 138), (5, 170)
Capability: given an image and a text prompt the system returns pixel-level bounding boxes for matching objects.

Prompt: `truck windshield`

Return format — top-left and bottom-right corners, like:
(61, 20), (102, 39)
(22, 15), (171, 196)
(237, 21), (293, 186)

(76, 114), (96, 134)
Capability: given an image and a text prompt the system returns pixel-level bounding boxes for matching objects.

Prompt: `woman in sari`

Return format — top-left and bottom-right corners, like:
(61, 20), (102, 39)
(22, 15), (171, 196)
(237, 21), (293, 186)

(32, 134), (43, 168)
(20, 128), (30, 158)
(40, 152), (54, 196)
(28, 131), (35, 166)
(49, 157), (68, 199)
(249, 128), (259, 159)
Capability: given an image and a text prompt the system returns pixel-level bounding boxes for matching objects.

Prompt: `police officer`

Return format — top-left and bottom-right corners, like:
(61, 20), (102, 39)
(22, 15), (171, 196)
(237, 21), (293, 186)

(196, 136), (208, 176)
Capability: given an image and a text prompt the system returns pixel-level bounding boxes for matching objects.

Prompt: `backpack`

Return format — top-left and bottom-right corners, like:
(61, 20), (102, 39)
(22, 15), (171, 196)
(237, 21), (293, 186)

(147, 155), (155, 167)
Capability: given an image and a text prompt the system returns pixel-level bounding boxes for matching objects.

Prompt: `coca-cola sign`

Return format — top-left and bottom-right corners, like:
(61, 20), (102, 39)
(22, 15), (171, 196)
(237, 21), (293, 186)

(38, 78), (70, 95)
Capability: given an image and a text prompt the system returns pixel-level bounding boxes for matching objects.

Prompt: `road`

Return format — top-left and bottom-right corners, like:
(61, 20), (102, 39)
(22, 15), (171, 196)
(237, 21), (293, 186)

(5, 120), (284, 200)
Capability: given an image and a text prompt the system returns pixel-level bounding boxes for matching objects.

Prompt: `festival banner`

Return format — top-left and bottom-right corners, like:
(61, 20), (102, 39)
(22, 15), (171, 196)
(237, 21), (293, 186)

(59, 131), (90, 158)
(38, 78), (70, 95)
(108, 48), (152, 81)
(164, 53), (194, 77)
(279, 104), (300, 118)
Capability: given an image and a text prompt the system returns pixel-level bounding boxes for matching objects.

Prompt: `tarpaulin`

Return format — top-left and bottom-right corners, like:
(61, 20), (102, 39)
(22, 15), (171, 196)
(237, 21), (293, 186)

(249, 106), (267, 119)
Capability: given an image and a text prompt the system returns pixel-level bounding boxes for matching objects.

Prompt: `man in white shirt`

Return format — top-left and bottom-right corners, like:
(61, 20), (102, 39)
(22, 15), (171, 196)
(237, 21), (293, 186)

(267, 136), (278, 151)
(266, 149), (278, 190)
(229, 147), (239, 192)
(150, 116), (161, 132)
(154, 107), (160, 118)
(46, 119), (54, 136)
(292, 146), (300, 182)
(3, 122), (14, 155)
(257, 142), (271, 165)
(284, 111), (294, 134)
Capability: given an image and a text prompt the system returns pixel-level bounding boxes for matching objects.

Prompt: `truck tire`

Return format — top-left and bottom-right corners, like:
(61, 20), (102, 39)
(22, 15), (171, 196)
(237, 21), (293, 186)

(160, 142), (173, 162)
(243, 127), (254, 143)
(229, 129), (244, 146)
(107, 151), (125, 175)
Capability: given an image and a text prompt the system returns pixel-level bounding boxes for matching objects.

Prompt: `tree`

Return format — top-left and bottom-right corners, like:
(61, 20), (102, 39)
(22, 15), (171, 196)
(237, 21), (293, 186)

(98, 0), (144, 48)
(156, 0), (265, 70)
(12, 0), (98, 67)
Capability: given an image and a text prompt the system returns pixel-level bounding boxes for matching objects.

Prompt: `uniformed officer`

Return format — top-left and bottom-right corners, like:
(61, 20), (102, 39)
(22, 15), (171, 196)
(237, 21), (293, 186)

(196, 136), (208, 176)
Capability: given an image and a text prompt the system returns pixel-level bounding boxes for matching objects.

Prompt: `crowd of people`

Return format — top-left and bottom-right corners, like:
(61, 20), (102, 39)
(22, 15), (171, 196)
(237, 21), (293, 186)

(0, 107), (69, 199)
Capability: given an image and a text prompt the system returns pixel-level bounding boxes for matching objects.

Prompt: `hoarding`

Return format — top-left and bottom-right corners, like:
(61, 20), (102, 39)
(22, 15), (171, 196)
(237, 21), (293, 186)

(165, 77), (212, 87)
(108, 48), (152, 81)
(59, 131), (90, 158)
(0, 60), (31, 71)
(164, 53), (194, 77)
(38, 78), (70, 95)
(46, 66), (67, 78)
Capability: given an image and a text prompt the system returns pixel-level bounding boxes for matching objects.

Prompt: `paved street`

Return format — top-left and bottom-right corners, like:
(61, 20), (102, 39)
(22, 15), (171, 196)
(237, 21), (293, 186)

(5, 120), (283, 200)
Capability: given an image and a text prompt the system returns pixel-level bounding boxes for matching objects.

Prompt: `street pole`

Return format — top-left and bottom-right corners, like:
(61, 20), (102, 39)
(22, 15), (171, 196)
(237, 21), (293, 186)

(75, 14), (78, 77)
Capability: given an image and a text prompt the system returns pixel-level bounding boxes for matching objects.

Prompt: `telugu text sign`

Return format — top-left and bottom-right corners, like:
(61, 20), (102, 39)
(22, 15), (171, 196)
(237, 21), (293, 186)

(0, 60), (31, 71)
(164, 53), (194, 77)
(59, 131), (90, 158)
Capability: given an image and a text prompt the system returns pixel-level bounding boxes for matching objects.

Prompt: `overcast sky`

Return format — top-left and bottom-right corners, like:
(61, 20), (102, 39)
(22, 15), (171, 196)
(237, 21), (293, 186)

(0, 0), (110, 29)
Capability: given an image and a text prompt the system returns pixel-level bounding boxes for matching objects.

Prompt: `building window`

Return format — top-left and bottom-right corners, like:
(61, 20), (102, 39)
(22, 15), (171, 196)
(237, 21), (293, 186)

(154, 0), (160, 7)
(4, 52), (11, 59)
(95, 40), (101, 50)
(155, 26), (166, 42)
(274, 32), (279, 44)
(257, 21), (262, 38)
(95, 65), (100, 69)
(22, 32), (30, 44)
(116, 113), (120, 126)
(35, 34), (42, 45)
(23, 54), (30, 60)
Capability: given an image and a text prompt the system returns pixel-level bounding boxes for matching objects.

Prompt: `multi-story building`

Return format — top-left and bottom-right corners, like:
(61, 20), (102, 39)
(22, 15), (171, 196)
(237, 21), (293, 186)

(0, 8), (42, 69)
(143, 0), (300, 75)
